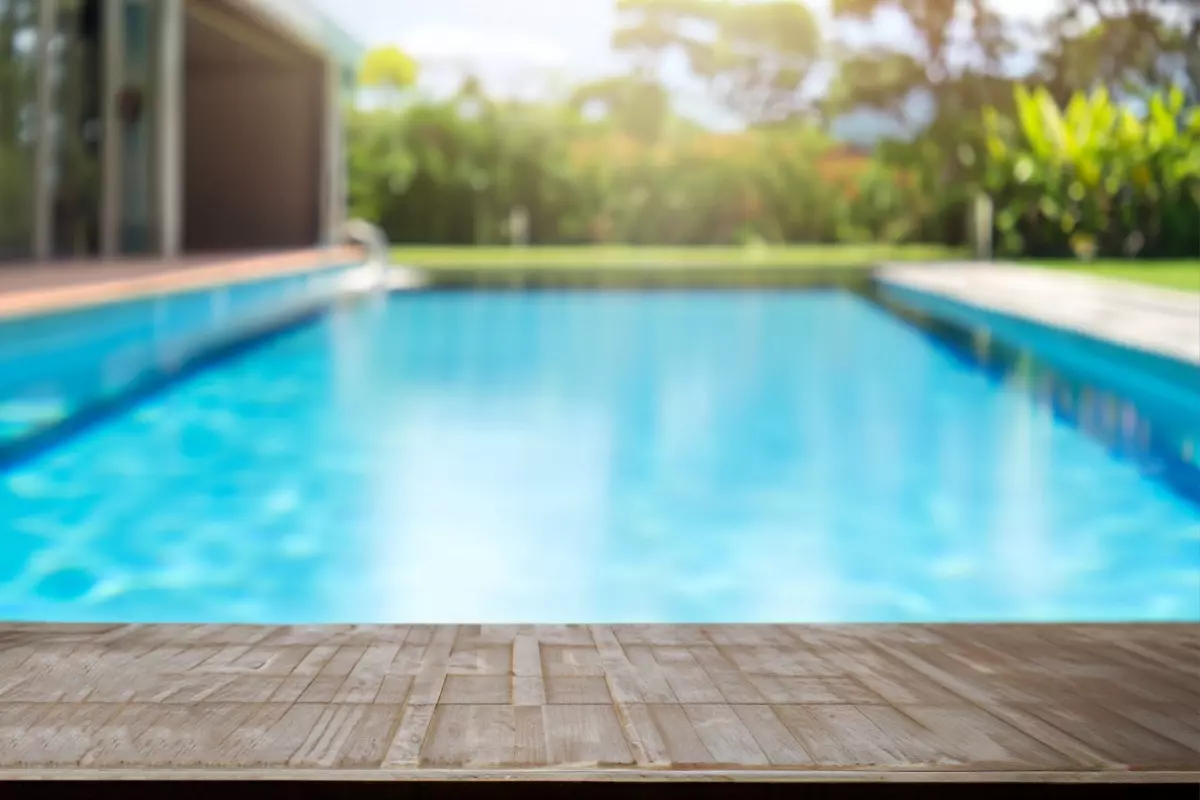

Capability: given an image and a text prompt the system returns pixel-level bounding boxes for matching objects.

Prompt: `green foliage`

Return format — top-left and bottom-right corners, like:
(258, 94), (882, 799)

(830, 0), (1012, 89)
(349, 100), (588, 244)
(0, 0), (39, 257)
(983, 85), (1200, 258)
(358, 46), (419, 101)
(1037, 4), (1199, 104)
(347, 100), (937, 246)
(339, 1), (1199, 259)
(569, 76), (670, 143)
(615, 0), (822, 125)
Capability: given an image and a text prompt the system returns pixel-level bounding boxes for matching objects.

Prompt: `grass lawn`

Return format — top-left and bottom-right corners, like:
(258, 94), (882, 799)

(390, 244), (964, 270)
(387, 245), (1198, 292)
(1029, 259), (1200, 292)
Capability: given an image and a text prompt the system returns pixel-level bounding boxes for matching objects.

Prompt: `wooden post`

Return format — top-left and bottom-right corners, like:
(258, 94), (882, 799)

(319, 58), (343, 245)
(972, 193), (993, 261)
(101, 0), (126, 259)
(509, 206), (529, 247)
(157, 0), (183, 259)
(33, 0), (57, 260)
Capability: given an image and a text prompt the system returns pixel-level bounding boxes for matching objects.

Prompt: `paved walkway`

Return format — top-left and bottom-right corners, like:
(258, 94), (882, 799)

(0, 623), (1196, 779)
(877, 264), (1200, 365)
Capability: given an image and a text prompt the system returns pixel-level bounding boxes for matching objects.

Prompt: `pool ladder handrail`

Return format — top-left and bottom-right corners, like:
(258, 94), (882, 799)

(341, 219), (390, 289)
(341, 220), (427, 291)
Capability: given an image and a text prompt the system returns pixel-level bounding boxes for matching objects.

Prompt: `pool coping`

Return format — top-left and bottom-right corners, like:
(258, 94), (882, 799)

(877, 263), (1200, 368)
(6, 257), (1193, 351)
(0, 254), (375, 470)
(0, 247), (365, 322)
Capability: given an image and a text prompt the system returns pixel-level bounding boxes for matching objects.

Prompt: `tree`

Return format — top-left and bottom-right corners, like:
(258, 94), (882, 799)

(827, 0), (1016, 121)
(358, 45), (419, 105)
(0, 0), (40, 260)
(1037, 1), (1200, 103)
(569, 75), (670, 142)
(614, 0), (823, 126)
(824, 1), (1023, 244)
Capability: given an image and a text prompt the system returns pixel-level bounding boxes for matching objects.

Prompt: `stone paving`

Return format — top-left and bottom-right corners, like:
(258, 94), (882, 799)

(878, 263), (1200, 366)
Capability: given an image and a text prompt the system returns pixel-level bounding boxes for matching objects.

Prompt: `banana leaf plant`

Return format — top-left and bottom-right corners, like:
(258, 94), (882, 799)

(982, 85), (1199, 258)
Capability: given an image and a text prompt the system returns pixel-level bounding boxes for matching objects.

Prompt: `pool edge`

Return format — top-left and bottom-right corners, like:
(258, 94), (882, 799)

(0, 248), (366, 323)
(0, 263), (376, 469)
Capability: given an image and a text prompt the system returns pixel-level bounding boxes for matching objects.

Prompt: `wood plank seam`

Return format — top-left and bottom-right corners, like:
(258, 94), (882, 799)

(871, 641), (1115, 768)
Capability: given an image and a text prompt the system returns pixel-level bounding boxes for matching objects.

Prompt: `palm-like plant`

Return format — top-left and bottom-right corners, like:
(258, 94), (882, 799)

(983, 85), (1199, 258)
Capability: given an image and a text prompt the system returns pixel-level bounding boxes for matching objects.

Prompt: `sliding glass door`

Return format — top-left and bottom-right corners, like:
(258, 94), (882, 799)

(7, 0), (164, 262)
(49, 0), (103, 258)
(114, 0), (159, 255)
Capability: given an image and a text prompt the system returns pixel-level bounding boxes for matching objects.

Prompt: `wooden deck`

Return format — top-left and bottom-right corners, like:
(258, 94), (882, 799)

(0, 247), (364, 321)
(0, 623), (1196, 780)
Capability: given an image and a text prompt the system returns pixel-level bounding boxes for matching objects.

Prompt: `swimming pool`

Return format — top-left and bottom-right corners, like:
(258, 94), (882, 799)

(1, 287), (1197, 623)
(0, 263), (359, 452)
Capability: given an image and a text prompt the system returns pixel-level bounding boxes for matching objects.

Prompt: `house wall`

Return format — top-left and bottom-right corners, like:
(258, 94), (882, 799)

(182, 0), (326, 252)
(183, 66), (324, 251)
(1, 0), (355, 262)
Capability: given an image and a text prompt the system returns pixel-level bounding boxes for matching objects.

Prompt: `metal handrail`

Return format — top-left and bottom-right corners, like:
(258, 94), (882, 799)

(342, 218), (388, 267)
(340, 219), (428, 291)
(341, 219), (390, 288)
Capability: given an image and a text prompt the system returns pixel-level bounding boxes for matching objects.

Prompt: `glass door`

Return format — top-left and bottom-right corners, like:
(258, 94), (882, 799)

(114, 0), (157, 255)
(50, 0), (104, 259)
(50, 0), (157, 259)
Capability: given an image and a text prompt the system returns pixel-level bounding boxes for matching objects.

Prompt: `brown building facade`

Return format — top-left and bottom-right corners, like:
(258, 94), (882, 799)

(0, 0), (361, 264)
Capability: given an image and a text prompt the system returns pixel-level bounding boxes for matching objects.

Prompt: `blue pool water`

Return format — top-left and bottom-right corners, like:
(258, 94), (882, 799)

(0, 264), (356, 449)
(1, 289), (1198, 623)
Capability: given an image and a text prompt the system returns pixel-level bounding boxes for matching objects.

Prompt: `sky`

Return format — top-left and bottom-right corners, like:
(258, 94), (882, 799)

(309, 0), (1064, 131)
(311, 0), (618, 98)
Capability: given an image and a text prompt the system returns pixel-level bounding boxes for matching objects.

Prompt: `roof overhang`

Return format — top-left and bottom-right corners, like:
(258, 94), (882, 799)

(230, 0), (365, 69)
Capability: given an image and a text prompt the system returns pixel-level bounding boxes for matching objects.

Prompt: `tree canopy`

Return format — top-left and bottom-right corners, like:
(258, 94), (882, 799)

(341, 2), (1198, 258)
(614, 0), (824, 125)
(358, 45), (419, 104)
